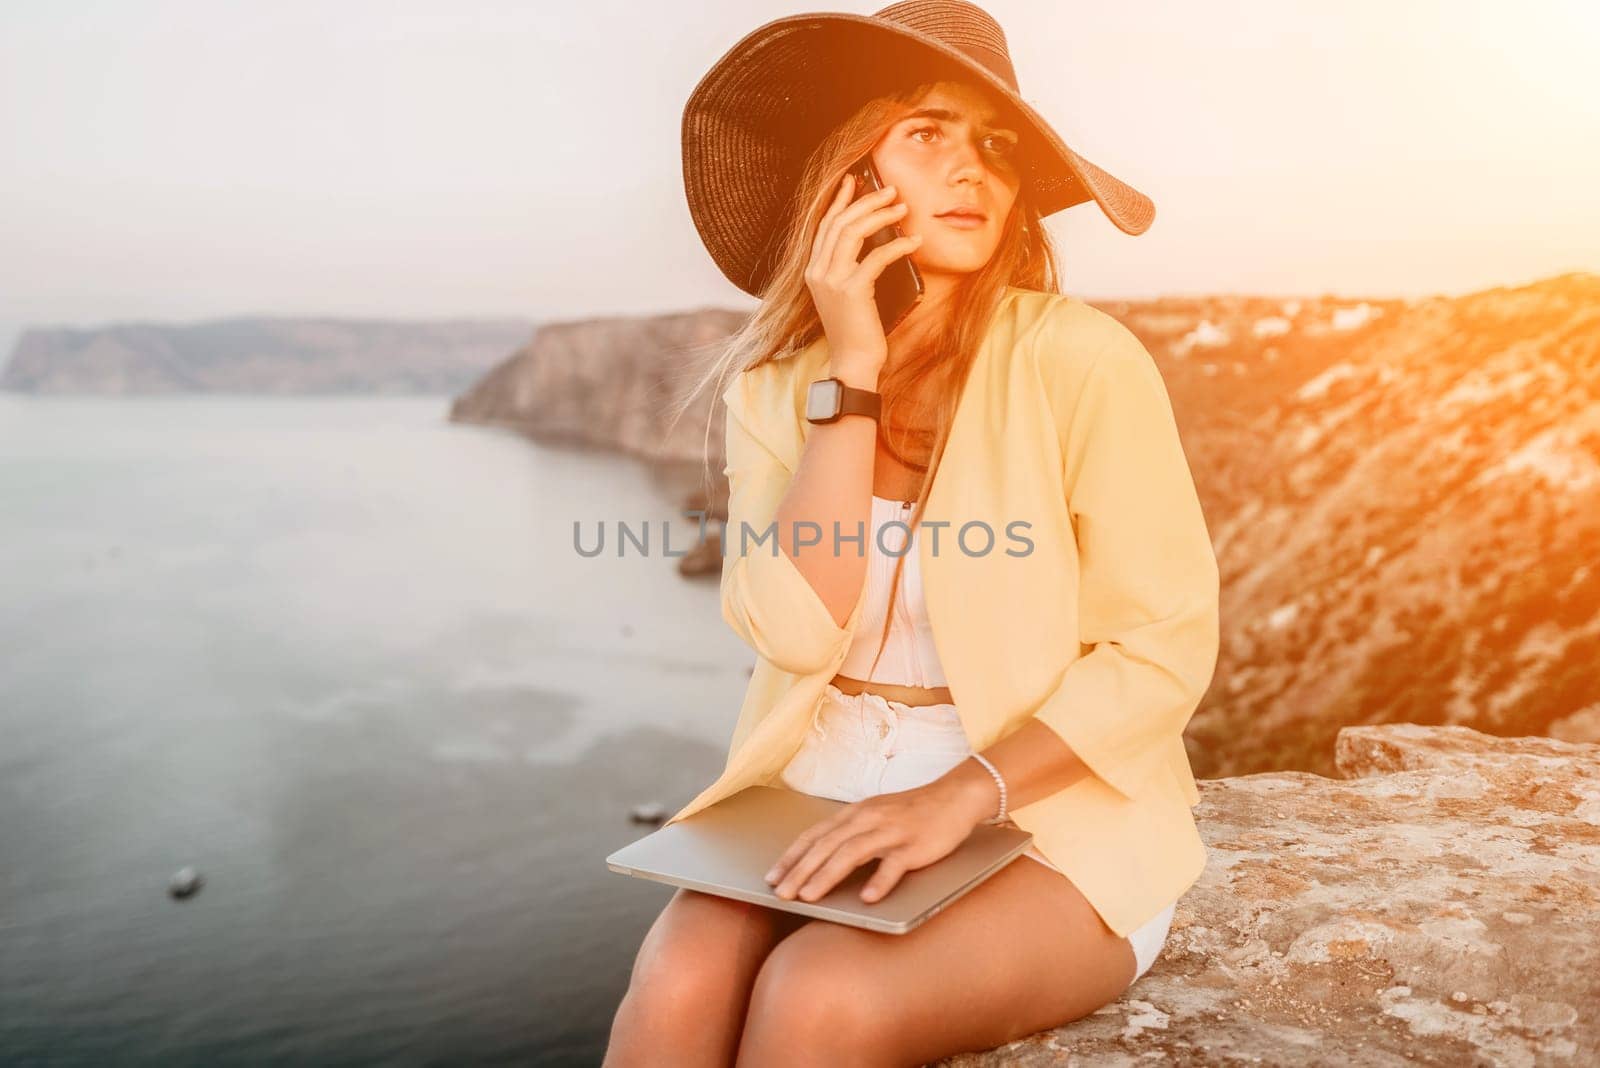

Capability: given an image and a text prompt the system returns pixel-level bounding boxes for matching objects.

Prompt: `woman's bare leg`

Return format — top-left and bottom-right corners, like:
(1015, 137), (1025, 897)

(734, 858), (1137, 1066)
(603, 888), (810, 1068)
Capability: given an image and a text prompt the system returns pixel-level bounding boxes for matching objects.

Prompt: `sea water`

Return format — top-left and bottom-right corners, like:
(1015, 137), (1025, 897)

(0, 392), (744, 1066)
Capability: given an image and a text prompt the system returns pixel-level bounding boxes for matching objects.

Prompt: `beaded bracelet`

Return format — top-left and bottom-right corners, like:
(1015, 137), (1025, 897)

(968, 753), (1008, 825)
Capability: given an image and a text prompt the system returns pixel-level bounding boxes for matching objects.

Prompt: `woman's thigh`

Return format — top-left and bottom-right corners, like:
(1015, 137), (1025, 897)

(737, 856), (1137, 1066)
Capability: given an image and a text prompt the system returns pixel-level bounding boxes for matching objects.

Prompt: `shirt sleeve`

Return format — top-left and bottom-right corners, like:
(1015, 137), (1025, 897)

(718, 372), (866, 676)
(1030, 322), (1221, 802)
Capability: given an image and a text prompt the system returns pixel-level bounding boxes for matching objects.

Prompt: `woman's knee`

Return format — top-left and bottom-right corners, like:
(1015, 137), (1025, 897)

(629, 893), (741, 992)
(740, 933), (884, 1056)
(622, 891), (790, 1031)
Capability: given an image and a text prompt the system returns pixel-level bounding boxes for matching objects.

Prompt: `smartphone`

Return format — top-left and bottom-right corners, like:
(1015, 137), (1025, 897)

(847, 154), (925, 336)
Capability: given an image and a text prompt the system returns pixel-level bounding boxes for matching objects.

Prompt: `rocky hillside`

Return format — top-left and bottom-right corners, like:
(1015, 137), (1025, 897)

(947, 724), (1600, 1066)
(1136, 272), (1600, 782)
(1, 316), (535, 394)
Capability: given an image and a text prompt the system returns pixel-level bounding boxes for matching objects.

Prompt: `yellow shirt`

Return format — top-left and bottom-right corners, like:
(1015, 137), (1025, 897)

(664, 285), (1219, 938)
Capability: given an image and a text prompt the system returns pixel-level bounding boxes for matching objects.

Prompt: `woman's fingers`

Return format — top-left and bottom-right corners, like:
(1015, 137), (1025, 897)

(775, 823), (897, 902)
(808, 173), (856, 279)
(854, 232), (923, 283)
(859, 852), (909, 903)
(765, 808), (851, 885)
(815, 180), (900, 280)
(802, 170), (906, 367)
(770, 818), (850, 897)
(826, 197), (908, 279)
(765, 829), (820, 885)
(811, 173), (868, 279)
(794, 827), (899, 902)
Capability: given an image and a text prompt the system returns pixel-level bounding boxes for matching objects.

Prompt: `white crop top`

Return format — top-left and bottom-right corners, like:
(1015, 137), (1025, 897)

(835, 495), (949, 687)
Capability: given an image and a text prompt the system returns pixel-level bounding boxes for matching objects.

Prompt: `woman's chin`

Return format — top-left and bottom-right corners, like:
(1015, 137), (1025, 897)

(915, 249), (998, 276)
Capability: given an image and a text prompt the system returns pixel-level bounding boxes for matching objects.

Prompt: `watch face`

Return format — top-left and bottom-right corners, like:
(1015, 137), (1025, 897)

(806, 379), (842, 421)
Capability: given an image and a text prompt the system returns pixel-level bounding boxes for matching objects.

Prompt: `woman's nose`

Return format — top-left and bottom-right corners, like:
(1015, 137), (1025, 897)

(947, 143), (987, 183)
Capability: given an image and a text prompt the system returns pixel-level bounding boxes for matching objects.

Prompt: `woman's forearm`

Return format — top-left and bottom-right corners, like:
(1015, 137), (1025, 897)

(769, 355), (882, 627)
(937, 719), (1093, 825)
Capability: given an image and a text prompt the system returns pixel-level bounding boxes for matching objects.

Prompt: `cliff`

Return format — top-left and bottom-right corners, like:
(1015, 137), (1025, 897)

(0, 316), (535, 394)
(448, 305), (750, 465)
(946, 724), (1600, 1066)
(1143, 272), (1600, 781)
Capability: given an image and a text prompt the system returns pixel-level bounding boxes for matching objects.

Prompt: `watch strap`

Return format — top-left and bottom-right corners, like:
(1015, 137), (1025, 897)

(836, 382), (882, 422)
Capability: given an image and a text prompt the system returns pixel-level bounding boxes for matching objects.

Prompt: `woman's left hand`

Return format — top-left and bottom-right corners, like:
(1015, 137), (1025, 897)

(764, 773), (991, 904)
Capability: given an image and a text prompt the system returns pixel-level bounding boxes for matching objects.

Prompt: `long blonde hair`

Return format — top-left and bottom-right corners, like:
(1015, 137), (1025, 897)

(667, 78), (1064, 680)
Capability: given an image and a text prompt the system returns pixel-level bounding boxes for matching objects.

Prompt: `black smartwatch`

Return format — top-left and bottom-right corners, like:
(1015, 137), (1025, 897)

(805, 377), (882, 424)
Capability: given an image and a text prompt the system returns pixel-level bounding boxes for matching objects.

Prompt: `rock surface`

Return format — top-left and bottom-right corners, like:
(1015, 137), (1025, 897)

(940, 724), (1600, 1066)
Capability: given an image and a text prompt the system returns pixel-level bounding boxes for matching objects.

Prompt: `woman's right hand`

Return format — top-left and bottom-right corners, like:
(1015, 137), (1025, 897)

(804, 172), (924, 373)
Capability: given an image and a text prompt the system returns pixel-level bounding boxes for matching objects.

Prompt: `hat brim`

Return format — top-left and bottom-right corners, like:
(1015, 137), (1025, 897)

(682, 12), (1155, 297)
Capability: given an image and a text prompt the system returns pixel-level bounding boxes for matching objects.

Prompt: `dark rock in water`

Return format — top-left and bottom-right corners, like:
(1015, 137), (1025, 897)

(675, 481), (729, 578)
(629, 802), (668, 826)
(675, 529), (723, 579)
(168, 867), (205, 900)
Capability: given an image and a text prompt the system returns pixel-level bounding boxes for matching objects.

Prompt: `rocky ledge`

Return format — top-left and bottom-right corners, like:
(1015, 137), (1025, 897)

(943, 724), (1599, 1066)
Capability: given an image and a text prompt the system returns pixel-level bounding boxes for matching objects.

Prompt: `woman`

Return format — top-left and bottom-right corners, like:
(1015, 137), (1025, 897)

(608, 2), (1219, 1064)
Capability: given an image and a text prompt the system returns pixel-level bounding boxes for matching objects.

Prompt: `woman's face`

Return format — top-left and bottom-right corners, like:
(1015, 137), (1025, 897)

(870, 81), (1024, 282)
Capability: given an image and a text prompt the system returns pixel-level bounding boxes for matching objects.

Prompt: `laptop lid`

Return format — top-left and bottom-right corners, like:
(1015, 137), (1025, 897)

(606, 785), (1036, 935)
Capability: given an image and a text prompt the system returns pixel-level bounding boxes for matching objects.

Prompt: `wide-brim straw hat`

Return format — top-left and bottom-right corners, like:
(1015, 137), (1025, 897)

(682, 0), (1156, 298)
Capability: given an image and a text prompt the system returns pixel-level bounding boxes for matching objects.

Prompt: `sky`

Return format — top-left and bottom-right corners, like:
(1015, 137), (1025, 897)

(2, 0), (1597, 355)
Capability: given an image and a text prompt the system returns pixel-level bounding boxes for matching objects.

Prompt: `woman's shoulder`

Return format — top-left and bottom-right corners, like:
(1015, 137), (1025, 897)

(1004, 287), (1150, 364)
(1002, 286), (1163, 404)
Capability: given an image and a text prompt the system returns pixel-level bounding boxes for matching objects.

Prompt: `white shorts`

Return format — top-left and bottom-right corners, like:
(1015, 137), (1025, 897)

(777, 683), (1179, 983)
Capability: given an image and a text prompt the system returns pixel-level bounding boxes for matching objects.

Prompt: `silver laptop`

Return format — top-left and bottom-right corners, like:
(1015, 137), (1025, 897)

(606, 785), (1036, 935)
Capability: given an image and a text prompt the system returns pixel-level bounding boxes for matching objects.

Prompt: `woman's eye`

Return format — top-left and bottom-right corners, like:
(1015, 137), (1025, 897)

(908, 124), (1016, 158)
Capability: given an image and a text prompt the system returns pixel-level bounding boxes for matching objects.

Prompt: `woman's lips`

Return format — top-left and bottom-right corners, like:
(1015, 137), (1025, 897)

(936, 213), (987, 230)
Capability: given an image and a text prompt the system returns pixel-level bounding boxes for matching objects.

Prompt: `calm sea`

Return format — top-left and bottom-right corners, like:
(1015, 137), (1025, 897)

(0, 393), (752, 1066)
